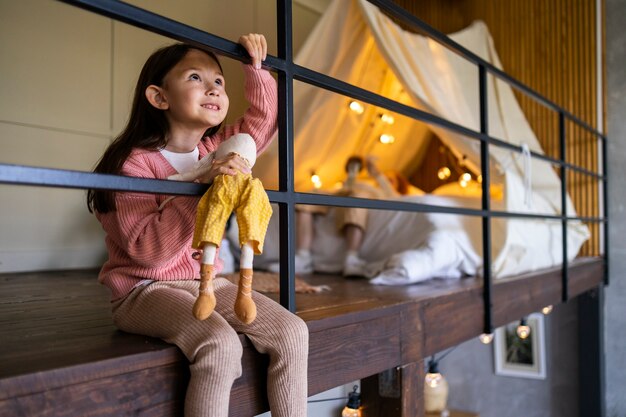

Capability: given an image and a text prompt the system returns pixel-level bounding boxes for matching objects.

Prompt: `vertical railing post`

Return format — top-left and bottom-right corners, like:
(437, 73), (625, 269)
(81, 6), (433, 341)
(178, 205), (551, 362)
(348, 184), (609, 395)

(276, 0), (296, 312)
(559, 112), (569, 302)
(602, 133), (609, 285)
(479, 65), (493, 334)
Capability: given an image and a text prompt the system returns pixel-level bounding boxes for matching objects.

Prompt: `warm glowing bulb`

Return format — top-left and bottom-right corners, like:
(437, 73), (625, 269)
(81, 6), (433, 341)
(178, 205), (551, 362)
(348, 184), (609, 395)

(542, 305), (553, 315)
(349, 101), (364, 114)
(310, 173), (322, 189)
(341, 406), (362, 417)
(437, 167), (451, 180)
(342, 386), (362, 417)
(425, 360), (449, 413)
(460, 172), (472, 182)
(380, 113), (395, 125)
(379, 134), (395, 144)
(477, 174), (483, 183)
(425, 372), (443, 388)
(517, 324), (531, 339)
(459, 179), (468, 188)
(479, 333), (494, 344)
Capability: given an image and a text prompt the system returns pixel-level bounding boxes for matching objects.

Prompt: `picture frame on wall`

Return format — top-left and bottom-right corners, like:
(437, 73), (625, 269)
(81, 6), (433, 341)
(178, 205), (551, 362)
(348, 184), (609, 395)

(493, 313), (546, 379)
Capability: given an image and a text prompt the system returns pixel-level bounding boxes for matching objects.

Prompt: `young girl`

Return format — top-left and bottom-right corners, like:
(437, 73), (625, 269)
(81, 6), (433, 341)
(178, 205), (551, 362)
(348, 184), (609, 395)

(87, 34), (308, 417)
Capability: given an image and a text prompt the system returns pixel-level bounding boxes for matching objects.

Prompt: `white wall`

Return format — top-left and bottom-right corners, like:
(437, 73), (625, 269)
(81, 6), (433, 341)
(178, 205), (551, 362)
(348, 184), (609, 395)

(0, 0), (330, 272)
(0, 0), (112, 271)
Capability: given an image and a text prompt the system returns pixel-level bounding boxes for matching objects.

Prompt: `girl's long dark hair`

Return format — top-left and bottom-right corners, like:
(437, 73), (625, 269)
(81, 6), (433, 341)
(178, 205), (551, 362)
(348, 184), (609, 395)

(87, 44), (223, 213)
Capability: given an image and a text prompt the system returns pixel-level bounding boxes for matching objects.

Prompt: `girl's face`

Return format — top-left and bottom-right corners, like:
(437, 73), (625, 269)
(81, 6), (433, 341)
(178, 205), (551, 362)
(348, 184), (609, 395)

(159, 49), (229, 132)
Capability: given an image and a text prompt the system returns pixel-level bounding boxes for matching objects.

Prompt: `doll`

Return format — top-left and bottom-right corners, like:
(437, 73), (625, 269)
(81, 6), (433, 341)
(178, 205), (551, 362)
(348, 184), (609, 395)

(170, 133), (272, 324)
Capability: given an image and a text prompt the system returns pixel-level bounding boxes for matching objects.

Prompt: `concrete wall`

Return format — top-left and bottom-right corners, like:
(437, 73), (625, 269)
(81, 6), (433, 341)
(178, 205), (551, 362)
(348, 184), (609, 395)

(605, 0), (626, 415)
(440, 301), (579, 417)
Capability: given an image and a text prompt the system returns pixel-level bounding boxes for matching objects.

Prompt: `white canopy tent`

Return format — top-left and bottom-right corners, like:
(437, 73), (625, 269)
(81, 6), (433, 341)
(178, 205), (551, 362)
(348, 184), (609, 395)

(255, 0), (590, 279)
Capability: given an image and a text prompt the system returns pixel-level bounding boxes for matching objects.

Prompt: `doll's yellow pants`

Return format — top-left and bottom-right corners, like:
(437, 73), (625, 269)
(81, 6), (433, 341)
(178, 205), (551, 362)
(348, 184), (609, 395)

(192, 172), (272, 254)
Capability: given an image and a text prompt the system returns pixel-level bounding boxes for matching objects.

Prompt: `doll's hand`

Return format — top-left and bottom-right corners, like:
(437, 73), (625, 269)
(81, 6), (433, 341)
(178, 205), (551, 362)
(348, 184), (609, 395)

(198, 153), (252, 184)
(239, 33), (268, 69)
(169, 154), (214, 182)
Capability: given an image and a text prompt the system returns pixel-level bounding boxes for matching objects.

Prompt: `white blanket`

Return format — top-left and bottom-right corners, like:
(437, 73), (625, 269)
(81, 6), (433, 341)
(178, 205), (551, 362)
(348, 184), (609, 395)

(251, 191), (585, 286)
(253, 196), (485, 285)
(309, 195), (484, 285)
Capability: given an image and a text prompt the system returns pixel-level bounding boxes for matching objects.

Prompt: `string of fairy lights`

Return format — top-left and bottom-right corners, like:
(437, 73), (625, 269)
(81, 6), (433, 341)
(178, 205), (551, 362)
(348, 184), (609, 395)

(306, 304), (554, 416)
(310, 99), (481, 191)
(478, 304), (553, 344)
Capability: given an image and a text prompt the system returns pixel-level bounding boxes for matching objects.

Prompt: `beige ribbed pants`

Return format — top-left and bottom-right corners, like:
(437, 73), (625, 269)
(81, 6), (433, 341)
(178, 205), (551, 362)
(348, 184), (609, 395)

(112, 278), (309, 417)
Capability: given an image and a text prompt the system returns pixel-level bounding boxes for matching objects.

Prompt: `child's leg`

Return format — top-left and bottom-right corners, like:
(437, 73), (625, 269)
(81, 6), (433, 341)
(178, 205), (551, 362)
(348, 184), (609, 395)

(336, 204), (369, 277)
(235, 242), (256, 324)
(213, 278), (309, 417)
(112, 281), (243, 417)
(344, 223), (365, 253)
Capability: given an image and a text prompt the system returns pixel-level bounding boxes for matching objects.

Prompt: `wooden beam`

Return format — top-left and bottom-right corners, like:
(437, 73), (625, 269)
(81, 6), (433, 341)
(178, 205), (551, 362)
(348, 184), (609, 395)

(361, 361), (425, 417)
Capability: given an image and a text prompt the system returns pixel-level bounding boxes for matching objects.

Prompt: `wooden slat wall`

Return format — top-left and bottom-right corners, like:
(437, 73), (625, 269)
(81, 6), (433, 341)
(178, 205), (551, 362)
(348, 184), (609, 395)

(392, 0), (604, 256)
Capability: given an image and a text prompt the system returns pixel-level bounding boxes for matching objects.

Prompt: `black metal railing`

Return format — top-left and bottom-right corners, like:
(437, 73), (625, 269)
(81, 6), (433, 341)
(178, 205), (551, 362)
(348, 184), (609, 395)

(0, 0), (607, 335)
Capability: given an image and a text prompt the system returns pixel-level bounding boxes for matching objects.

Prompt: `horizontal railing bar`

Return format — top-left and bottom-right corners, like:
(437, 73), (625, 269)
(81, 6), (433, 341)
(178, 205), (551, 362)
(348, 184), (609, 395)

(268, 191), (606, 222)
(366, 0), (605, 140)
(563, 112), (607, 140)
(0, 163), (208, 195)
(293, 65), (604, 176)
(59, 0), (603, 166)
(292, 64), (486, 142)
(1, 163), (607, 223)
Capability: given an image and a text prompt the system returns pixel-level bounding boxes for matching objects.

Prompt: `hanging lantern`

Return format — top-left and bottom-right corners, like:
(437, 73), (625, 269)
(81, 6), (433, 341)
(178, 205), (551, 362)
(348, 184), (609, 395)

(424, 359), (449, 413)
(516, 317), (531, 339)
(341, 385), (362, 417)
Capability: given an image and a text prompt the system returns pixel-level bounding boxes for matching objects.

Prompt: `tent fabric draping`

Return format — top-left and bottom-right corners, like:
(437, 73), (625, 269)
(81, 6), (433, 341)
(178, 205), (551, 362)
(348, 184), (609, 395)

(255, 0), (589, 279)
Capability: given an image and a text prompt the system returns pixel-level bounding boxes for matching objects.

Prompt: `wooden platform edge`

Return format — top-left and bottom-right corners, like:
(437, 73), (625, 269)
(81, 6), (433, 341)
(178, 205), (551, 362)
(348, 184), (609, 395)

(232, 257), (605, 416)
(0, 258), (605, 417)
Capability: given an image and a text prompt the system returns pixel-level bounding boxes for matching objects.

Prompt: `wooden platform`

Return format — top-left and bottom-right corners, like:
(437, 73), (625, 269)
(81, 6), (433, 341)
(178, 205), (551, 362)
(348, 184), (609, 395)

(0, 257), (604, 417)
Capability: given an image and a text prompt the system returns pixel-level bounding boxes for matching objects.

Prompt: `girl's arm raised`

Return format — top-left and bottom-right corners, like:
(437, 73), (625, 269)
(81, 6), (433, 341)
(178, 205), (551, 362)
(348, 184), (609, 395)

(219, 33), (277, 155)
(221, 66), (278, 155)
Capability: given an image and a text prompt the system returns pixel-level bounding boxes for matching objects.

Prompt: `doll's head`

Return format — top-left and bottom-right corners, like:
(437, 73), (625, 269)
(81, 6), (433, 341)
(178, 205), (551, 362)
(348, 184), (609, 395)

(215, 133), (258, 168)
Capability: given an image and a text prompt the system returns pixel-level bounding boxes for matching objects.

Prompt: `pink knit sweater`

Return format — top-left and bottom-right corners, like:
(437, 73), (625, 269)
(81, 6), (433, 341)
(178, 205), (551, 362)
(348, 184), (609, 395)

(96, 65), (278, 301)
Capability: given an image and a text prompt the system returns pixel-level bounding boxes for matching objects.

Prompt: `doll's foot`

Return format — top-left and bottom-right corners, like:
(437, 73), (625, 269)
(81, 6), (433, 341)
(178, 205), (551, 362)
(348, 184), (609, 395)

(193, 264), (216, 320)
(235, 268), (257, 324)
